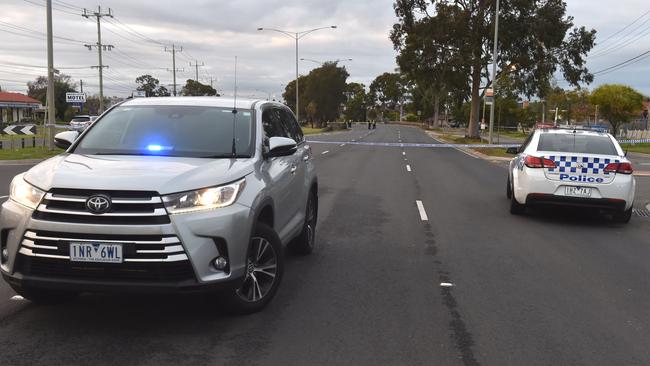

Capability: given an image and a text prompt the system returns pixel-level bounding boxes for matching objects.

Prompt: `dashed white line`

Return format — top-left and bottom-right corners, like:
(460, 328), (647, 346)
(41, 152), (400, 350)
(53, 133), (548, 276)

(440, 283), (454, 287)
(340, 144), (345, 146)
(406, 164), (412, 172)
(402, 151), (406, 156)
(10, 295), (25, 301)
(321, 151), (329, 155)
(0, 195), (8, 200)
(415, 200), (428, 221)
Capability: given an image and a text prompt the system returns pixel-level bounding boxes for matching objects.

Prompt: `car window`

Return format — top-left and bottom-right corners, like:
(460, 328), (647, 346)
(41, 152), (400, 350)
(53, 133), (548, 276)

(537, 134), (618, 155)
(279, 108), (304, 143)
(262, 108), (290, 139)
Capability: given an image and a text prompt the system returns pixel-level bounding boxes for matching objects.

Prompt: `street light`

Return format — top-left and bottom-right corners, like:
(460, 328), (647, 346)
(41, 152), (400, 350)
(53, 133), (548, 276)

(300, 58), (353, 65)
(257, 25), (337, 121)
(488, 0), (501, 144)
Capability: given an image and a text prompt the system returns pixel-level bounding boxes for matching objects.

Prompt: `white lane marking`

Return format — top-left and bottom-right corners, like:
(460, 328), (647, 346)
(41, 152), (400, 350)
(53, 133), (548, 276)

(440, 283), (454, 287)
(416, 200), (428, 221)
(340, 144), (345, 146)
(321, 151), (329, 155)
(10, 295), (25, 301)
(406, 164), (412, 172)
(0, 195), (8, 200)
(402, 151), (406, 156)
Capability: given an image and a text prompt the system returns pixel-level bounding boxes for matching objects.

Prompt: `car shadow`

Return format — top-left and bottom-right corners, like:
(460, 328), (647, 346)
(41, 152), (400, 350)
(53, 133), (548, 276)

(522, 205), (624, 228)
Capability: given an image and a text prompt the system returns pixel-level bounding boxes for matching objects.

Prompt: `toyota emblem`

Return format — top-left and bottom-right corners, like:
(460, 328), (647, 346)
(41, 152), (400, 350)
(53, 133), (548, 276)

(86, 195), (112, 214)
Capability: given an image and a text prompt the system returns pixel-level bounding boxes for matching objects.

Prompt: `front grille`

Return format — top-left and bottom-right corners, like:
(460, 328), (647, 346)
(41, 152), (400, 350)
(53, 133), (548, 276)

(16, 230), (195, 282)
(32, 188), (170, 225)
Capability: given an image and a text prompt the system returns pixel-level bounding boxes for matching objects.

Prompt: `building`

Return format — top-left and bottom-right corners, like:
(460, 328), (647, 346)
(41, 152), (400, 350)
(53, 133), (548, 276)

(0, 92), (42, 124)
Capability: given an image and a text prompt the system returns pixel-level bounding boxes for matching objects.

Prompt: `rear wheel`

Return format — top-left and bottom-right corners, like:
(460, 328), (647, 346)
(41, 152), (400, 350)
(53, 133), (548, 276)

(506, 176), (512, 199)
(223, 223), (284, 314)
(288, 191), (317, 255)
(613, 207), (632, 224)
(10, 286), (77, 305)
(509, 182), (526, 215)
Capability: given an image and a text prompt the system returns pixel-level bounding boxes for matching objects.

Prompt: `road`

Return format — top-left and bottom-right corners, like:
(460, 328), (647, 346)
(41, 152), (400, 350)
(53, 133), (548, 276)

(0, 124), (649, 365)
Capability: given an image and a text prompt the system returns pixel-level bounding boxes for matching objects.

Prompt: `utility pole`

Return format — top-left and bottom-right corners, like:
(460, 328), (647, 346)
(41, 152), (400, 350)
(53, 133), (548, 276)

(46, 0), (55, 149)
(488, 0), (500, 144)
(594, 105), (599, 125)
(189, 60), (204, 82)
(164, 44), (183, 96)
(80, 79), (83, 93)
(82, 6), (113, 114)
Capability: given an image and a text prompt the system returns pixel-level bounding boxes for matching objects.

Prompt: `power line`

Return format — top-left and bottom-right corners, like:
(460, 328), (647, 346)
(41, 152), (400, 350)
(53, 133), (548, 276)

(595, 10), (650, 48)
(0, 19), (90, 44)
(107, 16), (168, 46)
(593, 49), (650, 75)
(590, 19), (650, 58)
(21, 0), (79, 16)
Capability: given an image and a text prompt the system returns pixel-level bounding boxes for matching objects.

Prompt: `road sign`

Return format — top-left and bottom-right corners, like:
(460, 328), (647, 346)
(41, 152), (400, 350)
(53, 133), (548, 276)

(66, 92), (87, 103)
(485, 88), (494, 105)
(1, 125), (37, 135)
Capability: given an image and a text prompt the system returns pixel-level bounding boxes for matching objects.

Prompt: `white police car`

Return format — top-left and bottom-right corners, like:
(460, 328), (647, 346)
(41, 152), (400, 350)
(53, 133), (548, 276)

(506, 128), (635, 223)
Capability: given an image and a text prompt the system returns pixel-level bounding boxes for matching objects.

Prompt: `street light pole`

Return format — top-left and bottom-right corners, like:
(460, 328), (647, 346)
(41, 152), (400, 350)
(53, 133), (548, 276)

(257, 26), (337, 121)
(46, 0), (55, 149)
(488, 0), (500, 144)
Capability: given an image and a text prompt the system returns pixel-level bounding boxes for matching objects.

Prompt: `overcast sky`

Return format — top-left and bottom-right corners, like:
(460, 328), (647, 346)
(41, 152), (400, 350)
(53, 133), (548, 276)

(1, 0), (648, 100)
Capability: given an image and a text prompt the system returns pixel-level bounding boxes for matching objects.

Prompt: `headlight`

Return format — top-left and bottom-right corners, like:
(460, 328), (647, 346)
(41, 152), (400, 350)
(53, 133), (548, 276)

(163, 178), (246, 214)
(9, 175), (45, 210)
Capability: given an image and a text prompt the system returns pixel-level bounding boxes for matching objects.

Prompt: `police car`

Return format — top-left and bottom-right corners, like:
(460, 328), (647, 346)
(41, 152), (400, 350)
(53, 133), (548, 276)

(506, 128), (636, 223)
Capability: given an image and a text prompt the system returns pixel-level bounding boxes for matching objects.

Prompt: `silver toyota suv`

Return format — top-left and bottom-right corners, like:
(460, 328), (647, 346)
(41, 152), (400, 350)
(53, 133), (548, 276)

(0, 97), (318, 314)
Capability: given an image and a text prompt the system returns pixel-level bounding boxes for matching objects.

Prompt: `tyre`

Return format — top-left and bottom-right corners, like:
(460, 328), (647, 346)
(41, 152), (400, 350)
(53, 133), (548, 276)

(506, 176), (512, 199)
(223, 223), (284, 314)
(509, 183), (526, 215)
(612, 207), (632, 224)
(288, 191), (318, 255)
(10, 285), (77, 305)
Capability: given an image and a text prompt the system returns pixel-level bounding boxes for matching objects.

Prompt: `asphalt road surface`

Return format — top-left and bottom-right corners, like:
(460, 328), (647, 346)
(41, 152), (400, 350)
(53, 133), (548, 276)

(0, 124), (649, 365)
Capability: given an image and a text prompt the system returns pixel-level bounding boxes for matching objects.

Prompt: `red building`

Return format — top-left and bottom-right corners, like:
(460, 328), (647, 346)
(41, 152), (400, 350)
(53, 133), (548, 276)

(0, 92), (42, 123)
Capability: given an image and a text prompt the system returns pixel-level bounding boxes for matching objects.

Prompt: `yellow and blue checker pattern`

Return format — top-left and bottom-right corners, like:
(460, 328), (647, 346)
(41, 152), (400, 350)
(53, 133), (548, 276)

(545, 155), (620, 175)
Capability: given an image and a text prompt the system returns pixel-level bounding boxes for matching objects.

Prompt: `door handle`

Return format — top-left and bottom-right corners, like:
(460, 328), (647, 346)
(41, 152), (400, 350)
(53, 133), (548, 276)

(290, 165), (297, 174)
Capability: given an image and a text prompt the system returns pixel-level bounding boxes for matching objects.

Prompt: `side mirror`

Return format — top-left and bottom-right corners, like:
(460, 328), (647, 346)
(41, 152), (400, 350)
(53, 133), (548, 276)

(54, 131), (79, 150)
(266, 136), (297, 158)
(506, 147), (519, 155)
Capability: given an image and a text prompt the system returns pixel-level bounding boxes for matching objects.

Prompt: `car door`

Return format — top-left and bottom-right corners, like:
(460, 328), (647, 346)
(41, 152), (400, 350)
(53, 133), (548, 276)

(260, 107), (299, 241)
(278, 108), (309, 232)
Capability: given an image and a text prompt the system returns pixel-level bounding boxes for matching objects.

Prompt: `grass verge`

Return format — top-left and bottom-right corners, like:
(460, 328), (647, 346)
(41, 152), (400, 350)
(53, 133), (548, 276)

(0, 147), (63, 160)
(620, 143), (650, 154)
(302, 126), (331, 135)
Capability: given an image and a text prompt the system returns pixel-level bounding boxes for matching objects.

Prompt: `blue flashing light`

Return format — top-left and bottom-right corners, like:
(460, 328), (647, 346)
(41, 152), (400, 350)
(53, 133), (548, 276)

(147, 144), (163, 151)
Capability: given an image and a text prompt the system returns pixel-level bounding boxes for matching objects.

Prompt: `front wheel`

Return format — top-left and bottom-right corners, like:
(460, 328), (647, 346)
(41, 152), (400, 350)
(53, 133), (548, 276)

(223, 223), (284, 314)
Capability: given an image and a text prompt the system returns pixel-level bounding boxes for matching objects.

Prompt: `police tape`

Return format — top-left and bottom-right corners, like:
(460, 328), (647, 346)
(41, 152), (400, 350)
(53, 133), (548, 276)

(619, 138), (650, 144)
(306, 140), (518, 148)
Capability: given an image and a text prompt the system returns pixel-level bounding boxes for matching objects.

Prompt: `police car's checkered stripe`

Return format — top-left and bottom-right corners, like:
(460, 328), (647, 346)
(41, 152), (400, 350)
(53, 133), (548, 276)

(546, 155), (620, 174)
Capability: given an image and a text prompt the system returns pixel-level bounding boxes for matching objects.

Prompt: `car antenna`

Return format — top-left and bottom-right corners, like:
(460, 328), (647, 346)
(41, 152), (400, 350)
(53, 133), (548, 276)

(231, 55), (238, 158)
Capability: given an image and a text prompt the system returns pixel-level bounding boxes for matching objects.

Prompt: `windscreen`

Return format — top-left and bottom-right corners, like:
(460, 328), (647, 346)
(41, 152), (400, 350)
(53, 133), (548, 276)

(73, 105), (254, 158)
(537, 133), (618, 155)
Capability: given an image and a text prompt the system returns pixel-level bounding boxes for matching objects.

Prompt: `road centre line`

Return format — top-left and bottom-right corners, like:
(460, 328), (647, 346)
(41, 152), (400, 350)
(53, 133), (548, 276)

(321, 151), (329, 155)
(406, 164), (412, 172)
(402, 151), (406, 156)
(0, 195), (8, 200)
(416, 200), (428, 221)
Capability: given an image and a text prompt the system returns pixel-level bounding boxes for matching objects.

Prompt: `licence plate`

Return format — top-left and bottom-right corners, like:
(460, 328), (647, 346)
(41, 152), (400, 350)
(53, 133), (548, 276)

(565, 186), (592, 198)
(70, 243), (123, 263)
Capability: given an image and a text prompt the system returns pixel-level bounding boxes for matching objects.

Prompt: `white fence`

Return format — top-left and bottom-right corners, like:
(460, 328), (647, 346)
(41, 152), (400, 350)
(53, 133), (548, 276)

(621, 129), (650, 140)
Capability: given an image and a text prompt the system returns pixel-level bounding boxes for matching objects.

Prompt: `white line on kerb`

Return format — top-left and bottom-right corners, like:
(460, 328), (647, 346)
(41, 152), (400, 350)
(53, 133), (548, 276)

(406, 164), (412, 172)
(321, 151), (329, 155)
(416, 200), (428, 221)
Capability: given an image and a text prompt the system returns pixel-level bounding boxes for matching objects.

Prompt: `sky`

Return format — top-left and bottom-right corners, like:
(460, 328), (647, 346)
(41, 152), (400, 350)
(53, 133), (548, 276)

(0, 0), (648, 100)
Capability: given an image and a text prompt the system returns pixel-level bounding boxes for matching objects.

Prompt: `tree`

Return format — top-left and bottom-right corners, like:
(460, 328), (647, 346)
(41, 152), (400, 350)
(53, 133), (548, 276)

(306, 101), (318, 128)
(344, 82), (368, 122)
(181, 79), (218, 96)
(27, 74), (77, 121)
(282, 75), (308, 118)
(369, 72), (408, 119)
(135, 75), (170, 97)
(391, 0), (596, 137)
(590, 84), (644, 136)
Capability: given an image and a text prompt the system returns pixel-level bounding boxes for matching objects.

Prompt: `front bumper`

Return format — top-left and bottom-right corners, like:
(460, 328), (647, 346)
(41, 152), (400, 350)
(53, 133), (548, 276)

(1, 198), (254, 293)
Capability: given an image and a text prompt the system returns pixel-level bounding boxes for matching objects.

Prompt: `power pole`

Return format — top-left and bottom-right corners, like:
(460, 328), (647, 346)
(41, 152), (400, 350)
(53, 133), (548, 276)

(164, 45), (183, 96)
(80, 79), (83, 93)
(82, 6), (113, 114)
(189, 60), (204, 82)
(488, 0), (500, 144)
(45, 0), (56, 149)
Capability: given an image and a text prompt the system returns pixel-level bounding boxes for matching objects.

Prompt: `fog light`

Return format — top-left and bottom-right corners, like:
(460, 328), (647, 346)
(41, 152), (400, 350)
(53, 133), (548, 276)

(1, 248), (8, 262)
(213, 256), (228, 270)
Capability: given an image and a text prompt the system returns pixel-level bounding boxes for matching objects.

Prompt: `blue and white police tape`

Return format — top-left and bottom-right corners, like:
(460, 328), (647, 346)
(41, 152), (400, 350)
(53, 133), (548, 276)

(618, 138), (650, 144)
(306, 140), (518, 148)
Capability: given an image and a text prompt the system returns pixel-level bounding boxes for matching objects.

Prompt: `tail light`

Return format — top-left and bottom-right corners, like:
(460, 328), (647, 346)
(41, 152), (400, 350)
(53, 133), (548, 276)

(604, 162), (634, 174)
(524, 156), (556, 169)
